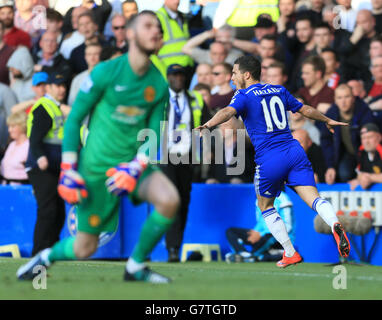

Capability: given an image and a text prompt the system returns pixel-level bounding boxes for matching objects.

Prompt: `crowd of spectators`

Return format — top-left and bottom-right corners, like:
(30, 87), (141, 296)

(0, 0), (382, 191)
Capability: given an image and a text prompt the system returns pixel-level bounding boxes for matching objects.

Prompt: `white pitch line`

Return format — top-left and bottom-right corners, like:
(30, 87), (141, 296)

(182, 267), (382, 282)
(237, 270), (382, 282)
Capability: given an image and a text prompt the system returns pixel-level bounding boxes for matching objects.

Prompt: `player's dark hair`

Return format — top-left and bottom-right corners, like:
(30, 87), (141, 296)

(234, 56), (261, 81)
(125, 10), (162, 34)
(302, 55), (326, 78)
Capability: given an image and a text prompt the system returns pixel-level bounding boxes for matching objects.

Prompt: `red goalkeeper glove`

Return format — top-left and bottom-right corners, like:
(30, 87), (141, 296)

(105, 155), (149, 196)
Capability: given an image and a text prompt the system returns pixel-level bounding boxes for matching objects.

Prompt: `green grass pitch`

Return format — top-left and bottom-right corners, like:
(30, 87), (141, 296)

(1, 258), (381, 300)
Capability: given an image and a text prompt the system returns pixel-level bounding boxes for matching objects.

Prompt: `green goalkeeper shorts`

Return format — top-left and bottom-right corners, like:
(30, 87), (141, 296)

(76, 164), (159, 235)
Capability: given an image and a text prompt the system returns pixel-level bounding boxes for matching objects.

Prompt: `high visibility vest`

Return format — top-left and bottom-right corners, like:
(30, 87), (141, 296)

(226, 0), (280, 27)
(27, 96), (64, 145)
(150, 54), (168, 81)
(156, 7), (194, 68)
(190, 90), (204, 128)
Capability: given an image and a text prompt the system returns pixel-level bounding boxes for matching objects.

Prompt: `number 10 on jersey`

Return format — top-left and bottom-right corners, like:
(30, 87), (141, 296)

(261, 96), (287, 132)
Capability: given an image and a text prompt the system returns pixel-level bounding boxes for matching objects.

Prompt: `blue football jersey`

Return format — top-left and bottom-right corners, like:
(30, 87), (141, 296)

(228, 83), (303, 159)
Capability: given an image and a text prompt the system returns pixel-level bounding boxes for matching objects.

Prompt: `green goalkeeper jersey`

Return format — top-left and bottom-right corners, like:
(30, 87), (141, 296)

(63, 54), (169, 176)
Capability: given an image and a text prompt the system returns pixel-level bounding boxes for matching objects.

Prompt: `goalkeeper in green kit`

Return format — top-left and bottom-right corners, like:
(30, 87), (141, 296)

(17, 11), (180, 284)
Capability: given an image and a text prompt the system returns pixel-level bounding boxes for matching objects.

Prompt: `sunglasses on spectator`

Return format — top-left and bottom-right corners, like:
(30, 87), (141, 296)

(113, 25), (126, 30)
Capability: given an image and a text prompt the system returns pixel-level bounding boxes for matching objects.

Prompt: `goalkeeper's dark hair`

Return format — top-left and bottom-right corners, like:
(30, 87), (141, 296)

(125, 10), (162, 34)
(234, 56), (261, 81)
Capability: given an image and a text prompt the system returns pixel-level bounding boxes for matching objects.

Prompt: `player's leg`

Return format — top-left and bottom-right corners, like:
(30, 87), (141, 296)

(286, 143), (350, 257)
(43, 231), (99, 262)
(257, 194), (297, 258)
(291, 185), (350, 257)
(291, 185), (339, 229)
(124, 170), (179, 283)
(17, 174), (114, 280)
(255, 161), (302, 267)
(47, 173), (119, 263)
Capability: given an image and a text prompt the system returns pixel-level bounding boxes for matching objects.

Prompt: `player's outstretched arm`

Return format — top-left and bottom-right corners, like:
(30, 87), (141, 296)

(196, 106), (237, 132)
(298, 104), (348, 134)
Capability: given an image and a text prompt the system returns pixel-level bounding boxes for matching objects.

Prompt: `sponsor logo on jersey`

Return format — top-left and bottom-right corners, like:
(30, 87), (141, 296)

(116, 106), (145, 117)
(113, 106), (146, 124)
(144, 86), (156, 102)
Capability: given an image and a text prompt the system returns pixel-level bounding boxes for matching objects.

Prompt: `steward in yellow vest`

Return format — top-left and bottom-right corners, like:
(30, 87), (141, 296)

(25, 72), (68, 256)
(156, 2), (194, 86)
(156, 6), (194, 68)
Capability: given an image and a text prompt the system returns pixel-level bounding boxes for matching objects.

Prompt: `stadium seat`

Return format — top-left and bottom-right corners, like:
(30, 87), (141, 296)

(0, 244), (21, 258)
(181, 243), (221, 262)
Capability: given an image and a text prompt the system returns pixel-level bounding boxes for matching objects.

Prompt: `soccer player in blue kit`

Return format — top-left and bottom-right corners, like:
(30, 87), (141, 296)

(197, 56), (351, 268)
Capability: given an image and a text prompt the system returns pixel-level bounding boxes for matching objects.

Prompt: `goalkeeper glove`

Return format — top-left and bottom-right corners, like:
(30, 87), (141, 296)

(58, 162), (88, 205)
(105, 155), (149, 196)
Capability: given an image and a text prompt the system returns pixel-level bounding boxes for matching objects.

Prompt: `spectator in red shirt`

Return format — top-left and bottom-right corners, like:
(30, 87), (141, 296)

(298, 55), (334, 114)
(320, 48), (340, 90)
(0, 1), (31, 48)
(349, 123), (382, 190)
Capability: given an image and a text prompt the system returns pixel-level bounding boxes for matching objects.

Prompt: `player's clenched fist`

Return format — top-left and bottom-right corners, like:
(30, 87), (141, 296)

(58, 162), (88, 204)
(105, 155), (149, 196)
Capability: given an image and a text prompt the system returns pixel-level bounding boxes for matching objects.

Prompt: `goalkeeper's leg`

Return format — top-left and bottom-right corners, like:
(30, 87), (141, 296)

(16, 232), (99, 280)
(125, 171), (179, 283)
